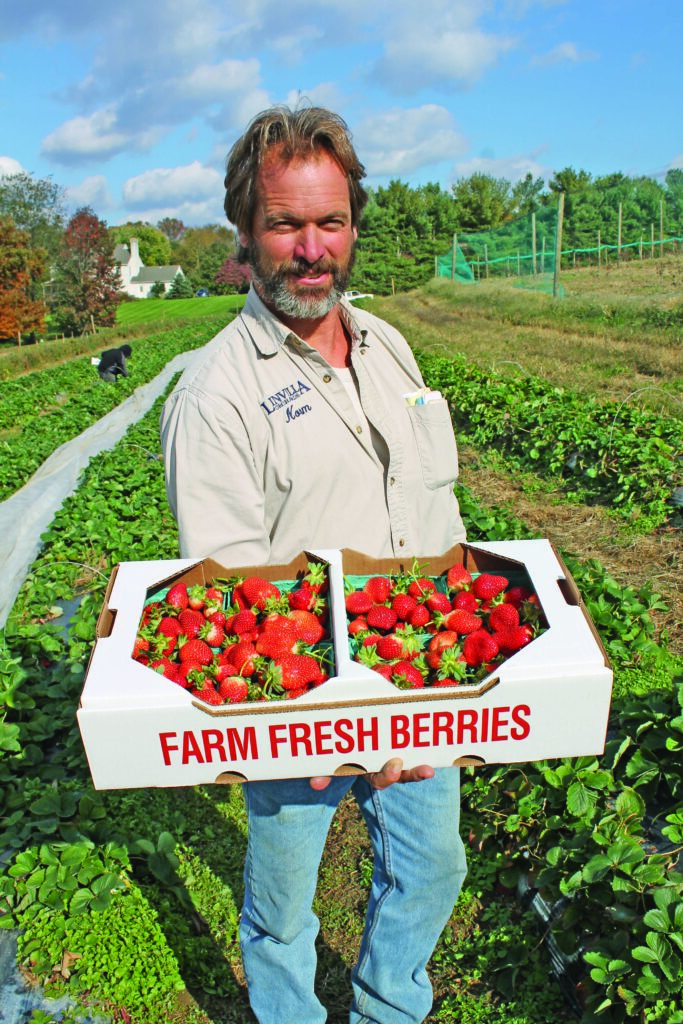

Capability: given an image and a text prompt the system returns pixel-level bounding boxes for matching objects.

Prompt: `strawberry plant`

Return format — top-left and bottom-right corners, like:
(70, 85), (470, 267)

(416, 350), (682, 529)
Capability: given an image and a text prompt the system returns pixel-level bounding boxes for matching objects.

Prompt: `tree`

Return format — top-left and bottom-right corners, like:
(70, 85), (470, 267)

(149, 280), (167, 298)
(215, 257), (251, 294)
(51, 208), (122, 335)
(0, 218), (47, 340)
(109, 222), (172, 266)
(171, 224), (237, 283)
(157, 217), (186, 242)
(166, 273), (194, 299)
(511, 174), (546, 216)
(451, 174), (514, 231)
(0, 171), (65, 264)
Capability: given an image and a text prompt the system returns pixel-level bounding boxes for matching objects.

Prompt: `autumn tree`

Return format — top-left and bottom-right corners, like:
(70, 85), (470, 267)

(0, 171), (65, 264)
(51, 208), (122, 335)
(0, 218), (47, 340)
(214, 257), (251, 294)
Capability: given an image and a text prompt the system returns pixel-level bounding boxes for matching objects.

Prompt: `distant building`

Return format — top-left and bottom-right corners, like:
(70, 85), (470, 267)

(113, 237), (184, 298)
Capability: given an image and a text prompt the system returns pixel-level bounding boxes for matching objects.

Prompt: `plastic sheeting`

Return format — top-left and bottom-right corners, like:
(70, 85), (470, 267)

(0, 350), (196, 629)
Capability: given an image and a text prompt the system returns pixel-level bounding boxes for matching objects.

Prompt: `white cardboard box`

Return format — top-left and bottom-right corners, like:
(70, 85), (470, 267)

(77, 540), (613, 789)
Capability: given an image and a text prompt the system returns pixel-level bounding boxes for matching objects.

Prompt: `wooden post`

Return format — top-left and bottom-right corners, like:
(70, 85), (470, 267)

(651, 223), (655, 259)
(484, 243), (489, 278)
(617, 203), (622, 261)
(598, 230), (601, 272)
(90, 314), (96, 335)
(532, 212), (537, 275)
(553, 192), (565, 298)
(660, 199), (664, 256)
(391, 277), (395, 295)
(17, 331), (21, 347)
(451, 234), (457, 280)
(541, 236), (546, 274)
(517, 251), (521, 276)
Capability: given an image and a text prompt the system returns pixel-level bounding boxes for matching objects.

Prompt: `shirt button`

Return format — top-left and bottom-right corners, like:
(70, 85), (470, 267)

(389, 477), (396, 486)
(323, 374), (332, 383)
(399, 538), (406, 547)
(355, 425), (363, 434)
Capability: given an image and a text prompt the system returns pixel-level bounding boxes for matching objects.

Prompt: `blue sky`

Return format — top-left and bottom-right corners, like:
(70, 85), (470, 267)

(0, 0), (680, 228)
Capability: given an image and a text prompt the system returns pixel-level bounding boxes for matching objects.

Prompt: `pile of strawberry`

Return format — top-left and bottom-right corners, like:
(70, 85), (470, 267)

(132, 562), (333, 705)
(345, 561), (545, 689)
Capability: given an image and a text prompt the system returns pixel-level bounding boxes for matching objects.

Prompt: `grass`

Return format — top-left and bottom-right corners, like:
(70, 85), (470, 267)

(368, 254), (683, 417)
(116, 294), (246, 326)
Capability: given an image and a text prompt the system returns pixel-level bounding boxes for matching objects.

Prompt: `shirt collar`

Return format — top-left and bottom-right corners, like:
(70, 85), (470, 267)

(241, 285), (367, 356)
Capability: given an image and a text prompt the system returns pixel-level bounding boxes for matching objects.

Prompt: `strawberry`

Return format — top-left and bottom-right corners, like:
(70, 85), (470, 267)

(192, 682), (224, 705)
(187, 584), (207, 610)
(256, 622), (300, 659)
(376, 626), (421, 662)
(463, 630), (499, 667)
(218, 676), (249, 703)
(425, 631), (460, 670)
(205, 585), (224, 603)
(371, 663), (395, 682)
(166, 582), (189, 611)
(392, 593), (418, 621)
(453, 591), (479, 613)
(446, 563), (472, 592)
(391, 661), (425, 689)
(179, 637), (213, 665)
(472, 574), (509, 602)
(178, 608), (205, 638)
(228, 609), (259, 635)
(303, 561), (328, 594)
(488, 604), (520, 631)
(275, 654), (323, 691)
(504, 585), (532, 609)
(346, 590), (373, 616)
(223, 640), (259, 676)
(425, 591), (452, 615)
(239, 576), (281, 610)
(288, 585), (319, 612)
(363, 576), (392, 604)
(287, 609), (324, 644)
(434, 648), (468, 684)
(440, 609), (482, 635)
(407, 604), (431, 629)
(348, 615), (369, 636)
(366, 605), (398, 632)
(408, 577), (436, 600)
(157, 615), (183, 637)
(206, 609), (227, 628)
(133, 636), (150, 660)
(149, 657), (180, 681)
(494, 625), (534, 654)
(200, 619), (225, 648)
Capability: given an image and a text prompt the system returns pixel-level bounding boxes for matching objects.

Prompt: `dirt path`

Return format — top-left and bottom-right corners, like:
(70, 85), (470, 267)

(458, 446), (683, 655)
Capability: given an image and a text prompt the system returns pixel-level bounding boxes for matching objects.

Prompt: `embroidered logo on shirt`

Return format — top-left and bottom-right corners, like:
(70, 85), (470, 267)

(260, 380), (312, 416)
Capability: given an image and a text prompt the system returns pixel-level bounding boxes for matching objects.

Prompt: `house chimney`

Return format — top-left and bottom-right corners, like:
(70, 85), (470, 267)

(130, 237), (140, 265)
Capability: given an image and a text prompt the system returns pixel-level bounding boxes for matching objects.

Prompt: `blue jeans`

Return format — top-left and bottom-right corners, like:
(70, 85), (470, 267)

(240, 769), (466, 1024)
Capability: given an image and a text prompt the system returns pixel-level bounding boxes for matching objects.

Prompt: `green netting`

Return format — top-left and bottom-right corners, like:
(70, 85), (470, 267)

(437, 205), (559, 292)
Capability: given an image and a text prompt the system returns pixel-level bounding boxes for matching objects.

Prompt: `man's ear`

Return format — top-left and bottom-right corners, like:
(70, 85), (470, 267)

(238, 230), (250, 249)
(352, 225), (358, 242)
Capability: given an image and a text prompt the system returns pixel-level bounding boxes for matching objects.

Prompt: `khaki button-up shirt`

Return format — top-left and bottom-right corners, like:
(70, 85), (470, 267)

(160, 288), (466, 567)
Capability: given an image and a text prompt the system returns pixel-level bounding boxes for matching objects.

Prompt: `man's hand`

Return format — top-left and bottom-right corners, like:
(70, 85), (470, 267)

(309, 758), (435, 792)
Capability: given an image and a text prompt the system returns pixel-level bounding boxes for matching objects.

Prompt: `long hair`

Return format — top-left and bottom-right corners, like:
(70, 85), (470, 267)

(224, 106), (368, 235)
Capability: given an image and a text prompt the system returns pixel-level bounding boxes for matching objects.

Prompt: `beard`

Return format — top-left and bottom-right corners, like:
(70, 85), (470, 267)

(247, 242), (356, 320)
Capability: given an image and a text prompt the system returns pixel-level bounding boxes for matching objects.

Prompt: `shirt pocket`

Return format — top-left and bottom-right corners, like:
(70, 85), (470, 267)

(407, 398), (459, 490)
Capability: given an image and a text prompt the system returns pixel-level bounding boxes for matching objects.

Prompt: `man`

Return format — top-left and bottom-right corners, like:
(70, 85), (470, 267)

(161, 106), (468, 1024)
(98, 343), (132, 382)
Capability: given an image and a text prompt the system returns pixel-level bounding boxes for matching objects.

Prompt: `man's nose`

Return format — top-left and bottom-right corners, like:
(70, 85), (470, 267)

(294, 225), (325, 265)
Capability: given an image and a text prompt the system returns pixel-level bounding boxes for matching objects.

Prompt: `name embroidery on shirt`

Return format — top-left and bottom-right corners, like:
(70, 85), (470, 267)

(260, 380), (312, 417)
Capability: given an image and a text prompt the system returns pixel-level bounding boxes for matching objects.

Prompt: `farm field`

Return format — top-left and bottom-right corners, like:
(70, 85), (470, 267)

(116, 294), (246, 327)
(0, 259), (682, 1024)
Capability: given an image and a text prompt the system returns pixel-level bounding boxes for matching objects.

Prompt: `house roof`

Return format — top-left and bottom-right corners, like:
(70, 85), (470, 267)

(113, 244), (131, 265)
(130, 266), (183, 284)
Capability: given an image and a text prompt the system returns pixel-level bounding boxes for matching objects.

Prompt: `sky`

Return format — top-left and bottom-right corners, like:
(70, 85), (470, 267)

(0, 0), (681, 230)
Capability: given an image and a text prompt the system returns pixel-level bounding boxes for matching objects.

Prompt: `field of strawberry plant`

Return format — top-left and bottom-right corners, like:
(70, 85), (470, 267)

(0, 318), (233, 501)
(1, 263), (682, 1024)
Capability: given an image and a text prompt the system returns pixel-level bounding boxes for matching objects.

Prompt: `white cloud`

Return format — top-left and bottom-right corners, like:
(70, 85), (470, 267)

(0, 156), (25, 177)
(372, 28), (517, 93)
(41, 107), (160, 164)
(453, 152), (549, 183)
(122, 161), (223, 208)
(356, 105), (468, 176)
(531, 41), (599, 67)
(65, 175), (112, 211)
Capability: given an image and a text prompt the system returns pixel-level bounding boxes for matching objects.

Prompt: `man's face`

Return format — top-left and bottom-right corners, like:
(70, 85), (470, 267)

(241, 150), (357, 320)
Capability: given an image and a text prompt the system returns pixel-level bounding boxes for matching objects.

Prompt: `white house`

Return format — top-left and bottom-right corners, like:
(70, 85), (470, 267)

(114, 237), (184, 298)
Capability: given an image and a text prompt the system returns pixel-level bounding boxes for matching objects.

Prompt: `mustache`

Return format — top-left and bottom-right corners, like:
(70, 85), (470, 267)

(280, 258), (336, 277)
